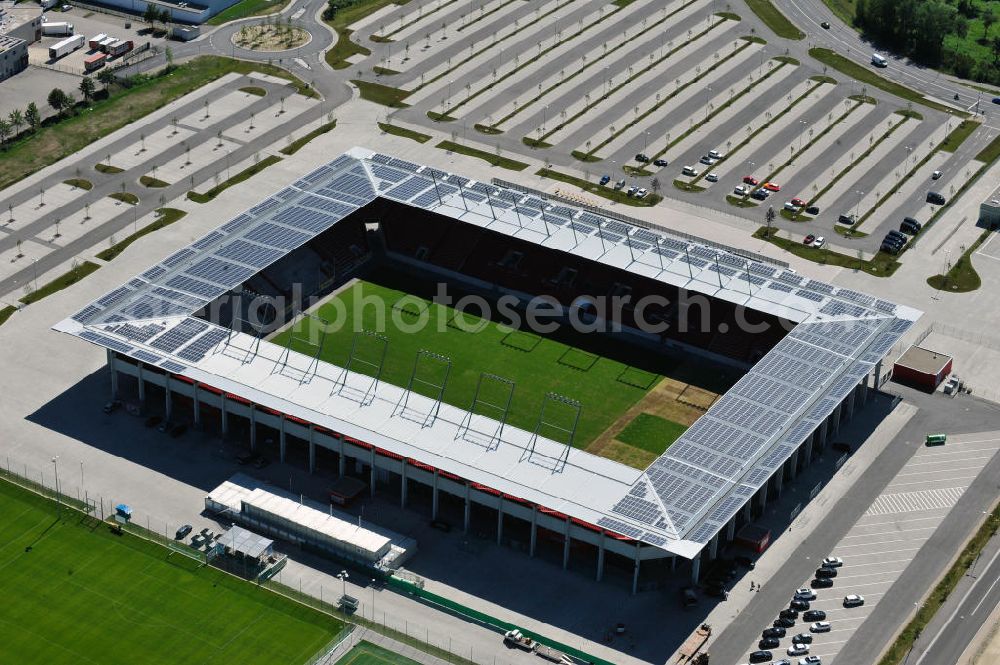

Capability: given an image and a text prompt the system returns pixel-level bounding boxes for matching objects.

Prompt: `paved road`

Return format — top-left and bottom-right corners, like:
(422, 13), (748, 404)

(707, 387), (1000, 665)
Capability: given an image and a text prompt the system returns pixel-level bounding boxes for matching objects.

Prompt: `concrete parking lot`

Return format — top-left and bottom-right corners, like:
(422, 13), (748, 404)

(733, 430), (1000, 664)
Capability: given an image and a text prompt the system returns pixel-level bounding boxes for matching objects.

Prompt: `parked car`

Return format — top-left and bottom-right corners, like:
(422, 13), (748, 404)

(635, 153), (650, 163)
(743, 175), (759, 185)
(599, 174), (611, 186)
(993, 97), (1000, 104)
(811, 236), (825, 248)
(901, 217), (922, 234)
(175, 524), (193, 540)
(636, 187), (649, 199)
(822, 557), (843, 568)
(627, 185), (638, 196)
(821, 21), (830, 28)
(837, 213), (855, 224)
(749, 650), (773, 663)
(927, 191), (946, 205)
(932, 170), (942, 179)
(682, 166), (699, 177)
(810, 621), (831, 633)
(790, 599), (810, 611)
(708, 149), (724, 159)
(779, 608), (799, 620)
(811, 578), (833, 589)
(798, 657), (821, 665)
(794, 588), (817, 600)
(751, 189), (769, 201)
(700, 155), (717, 165)
(774, 617), (796, 628)
(793, 634), (813, 644)
(763, 627), (787, 639)
(787, 643), (809, 657)
(815, 567), (837, 578)
(790, 197), (806, 207)
(843, 594), (865, 607)
(103, 400), (121, 414)
(706, 172), (719, 182)
(734, 185), (749, 195)
(763, 182), (781, 191)
(803, 234), (816, 245)
(785, 201), (800, 212)
(805, 205), (820, 215)
(803, 610), (826, 622)
(614, 178), (626, 189)
(760, 637), (780, 649)
(653, 158), (668, 167)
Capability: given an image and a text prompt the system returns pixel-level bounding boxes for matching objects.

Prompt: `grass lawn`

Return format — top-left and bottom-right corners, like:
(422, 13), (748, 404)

(926, 229), (992, 293)
(96, 208), (187, 262)
(536, 169), (663, 207)
(63, 178), (92, 190)
(809, 48), (965, 116)
(325, 0), (410, 69)
(271, 280), (663, 448)
(281, 120), (338, 155)
(335, 640), (422, 664)
(239, 85), (268, 96)
(975, 131), (1000, 162)
(95, 163), (124, 174)
(616, 413), (687, 455)
(139, 175), (170, 188)
(939, 119), (981, 152)
(0, 57), (314, 193)
(109, 191), (140, 205)
(208, 0), (290, 24)
(436, 140), (529, 171)
(0, 305), (15, 327)
(754, 227), (900, 276)
(377, 123), (431, 143)
(353, 80), (410, 107)
(188, 155), (282, 203)
(19, 261), (101, 305)
(0, 478), (344, 665)
(744, 0), (805, 39)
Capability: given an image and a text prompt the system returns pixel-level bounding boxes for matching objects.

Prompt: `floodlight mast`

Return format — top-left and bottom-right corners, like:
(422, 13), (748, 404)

(456, 372), (516, 450)
(526, 392), (581, 471)
(333, 330), (388, 406)
(394, 349), (452, 428)
(273, 314), (330, 383)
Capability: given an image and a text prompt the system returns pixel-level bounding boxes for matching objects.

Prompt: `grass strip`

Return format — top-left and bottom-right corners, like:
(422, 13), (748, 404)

(727, 194), (758, 208)
(95, 163), (124, 174)
(239, 85), (267, 96)
(207, 0), (290, 24)
(475, 0), (705, 127)
(0, 57), (313, 193)
(378, 0), (459, 40)
(436, 140), (528, 170)
(754, 227), (900, 276)
(744, 0), (805, 39)
(19, 261), (101, 305)
(280, 120), (337, 155)
(456, 0), (521, 32)
(352, 79), (411, 107)
(673, 179), (706, 192)
(139, 175), (169, 188)
(926, 230), (991, 292)
(187, 154), (282, 203)
(109, 191), (139, 205)
(975, 132), (1000, 163)
(0, 305), (15, 327)
(536, 168), (662, 206)
(876, 498), (1000, 665)
(809, 48), (966, 117)
(324, 0), (411, 69)
(378, 122), (431, 143)
(63, 178), (92, 190)
(939, 120), (980, 153)
(536, 18), (727, 147)
(96, 208), (186, 261)
(578, 36), (756, 158)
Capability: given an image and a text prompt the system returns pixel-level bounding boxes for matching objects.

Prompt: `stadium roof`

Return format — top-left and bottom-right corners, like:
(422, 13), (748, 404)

(54, 147), (920, 559)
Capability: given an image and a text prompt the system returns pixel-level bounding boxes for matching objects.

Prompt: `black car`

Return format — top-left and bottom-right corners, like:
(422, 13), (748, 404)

(774, 617), (796, 628)
(779, 608), (799, 620)
(749, 650), (773, 663)
(790, 599), (810, 611)
(927, 191), (946, 205)
(821, 21), (830, 28)
(654, 158), (668, 167)
(763, 627), (787, 639)
(793, 633), (814, 644)
(803, 610), (827, 622)
(837, 213), (855, 224)
(811, 577), (834, 589)
(751, 189), (769, 201)
(759, 637), (780, 649)
(815, 567), (837, 579)
(635, 153), (650, 163)
(175, 524), (193, 540)
(805, 205), (820, 215)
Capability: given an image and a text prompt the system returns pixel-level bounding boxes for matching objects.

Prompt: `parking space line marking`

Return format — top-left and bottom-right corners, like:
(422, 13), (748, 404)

(836, 534), (931, 548)
(883, 476), (973, 490)
(857, 513), (949, 526)
(895, 464), (995, 478)
(903, 453), (997, 467)
(832, 545), (923, 556)
(840, 525), (938, 539)
(834, 569), (908, 581)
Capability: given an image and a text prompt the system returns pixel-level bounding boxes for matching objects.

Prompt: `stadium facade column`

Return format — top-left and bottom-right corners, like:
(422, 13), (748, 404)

(496, 497), (504, 546)
(369, 448), (376, 497)
(846, 387), (856, 421)
(818, 418), (829, 449)
(249, 405), (257, 450)
(108, 350), (119, 398)
(789, 448), (799, 479)
(562, 518), (571, 570)
(690, 550), (701, 585)
(164, 374), (173, 422)
(773, 468), (783, 498)
(725, 517), (736, 542)
(279, 415), (286, 463)
(308, 426), (316, 473)
(757, 481), (768, 510)
(801, 433), (813, 466)
(631, 542), (641, 595)
(874, 360), (883, 388)
(463, 483), (472, 533)
(400, 459), (408, 508)
(596, 532), (606, 582)
(431, 470), (439, 520)
(831, 403), (843, 437)
(708, 533), (719, 560)
(192, 383), (201, 427)
(136, 362), (146, 403)
(742, 501), (752, 524)
(859, 379), (869, 407)
(338, 435), (346, 476)
(529, 505), (538, 557)
(221, 394), (229, 436)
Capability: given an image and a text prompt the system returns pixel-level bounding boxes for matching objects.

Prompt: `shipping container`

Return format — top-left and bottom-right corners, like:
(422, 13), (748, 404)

(41, 21), (73, 36)
(87, 33), (107, 49)
(48, 33), (84, 59)
(84, 52), (106, 71)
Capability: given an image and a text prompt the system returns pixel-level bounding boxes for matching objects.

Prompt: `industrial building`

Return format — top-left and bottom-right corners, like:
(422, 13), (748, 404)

(81, 0), (237, 24)
(980, 182), (1000, 227)
(55, 148), (920, 590)
(0, 2), (40, 81)
(893, 345), (953, 392)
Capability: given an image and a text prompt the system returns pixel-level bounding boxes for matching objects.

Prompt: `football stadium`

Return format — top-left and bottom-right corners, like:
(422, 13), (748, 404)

(54, 147), (920, 589)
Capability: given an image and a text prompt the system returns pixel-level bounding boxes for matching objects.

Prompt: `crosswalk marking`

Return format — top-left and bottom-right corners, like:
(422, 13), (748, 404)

(865, 487), (965, 516)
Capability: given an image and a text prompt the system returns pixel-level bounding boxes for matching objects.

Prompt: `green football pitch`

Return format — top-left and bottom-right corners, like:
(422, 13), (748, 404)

(335, 640), (422, 664)
(0, 479), (344, 665)
(272, 280), (667, 449)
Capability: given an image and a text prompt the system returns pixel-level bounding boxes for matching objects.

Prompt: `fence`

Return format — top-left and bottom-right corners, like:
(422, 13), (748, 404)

(491, 178), (789, 268)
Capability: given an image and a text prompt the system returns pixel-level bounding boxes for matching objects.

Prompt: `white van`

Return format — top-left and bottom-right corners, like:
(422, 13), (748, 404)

(871, 54), (887, 67)
(682, 165), (698, 177)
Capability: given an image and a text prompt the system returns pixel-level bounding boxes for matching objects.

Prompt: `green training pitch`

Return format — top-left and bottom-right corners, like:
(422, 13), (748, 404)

(335, 640), (422, 664)
(0, 479), (344, 665)
(272, 281), (662, 448)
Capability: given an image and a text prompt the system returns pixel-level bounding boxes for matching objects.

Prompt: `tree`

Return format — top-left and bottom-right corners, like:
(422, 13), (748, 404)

(765, 205), (776, 237)
(24, 103), (40, 132)
(159, 8), (172, 33)
(650, 177), (661, 194)
(143, 4), (159, 30)
(0, 119), (10, 147)
(8, 109), (23, 139)
(97, 68), (116, 91)
(47, 88), (68, 117)
(985, 8), (996, 40)
(79, 76), (96, 102)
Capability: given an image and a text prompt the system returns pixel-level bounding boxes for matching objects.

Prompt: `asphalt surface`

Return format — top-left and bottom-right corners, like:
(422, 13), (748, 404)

(707, 387), (1000, 665)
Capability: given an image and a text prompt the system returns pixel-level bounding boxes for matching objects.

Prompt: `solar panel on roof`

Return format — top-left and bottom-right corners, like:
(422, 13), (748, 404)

(249, 198), (280, 217)
(176, 327), (229, 362)
(80, 330), (133, 354)
(768, 282), (793, 293)
(220, 213), (253, 234)
(245, 222), (310, 250)
(160, 360), (187, 373)
(596, 517), (644, 538)
(130, 350), (163, 365)
(185, 256), (256, 287)
(633, 229), (661, 244)
(163, 248), (196, 269)
(113, 322), (165, 342)
(140, 265), (167, 281)
(151, 287), (205, 309)
(214, 240), (283, 269)
(165, 274), (226, 299)
(72, 304), (102, 323)
(149, 318), (209, 353)
(96, 285), (133, 309)
(120, 296), (190, 320)
(795, 289), (825, 302)
(272, 206), (340, 233)
(192, 231), (224, 250)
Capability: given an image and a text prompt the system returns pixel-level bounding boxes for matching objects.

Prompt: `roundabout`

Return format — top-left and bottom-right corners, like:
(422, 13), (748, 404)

(231, 23), (311, 52)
